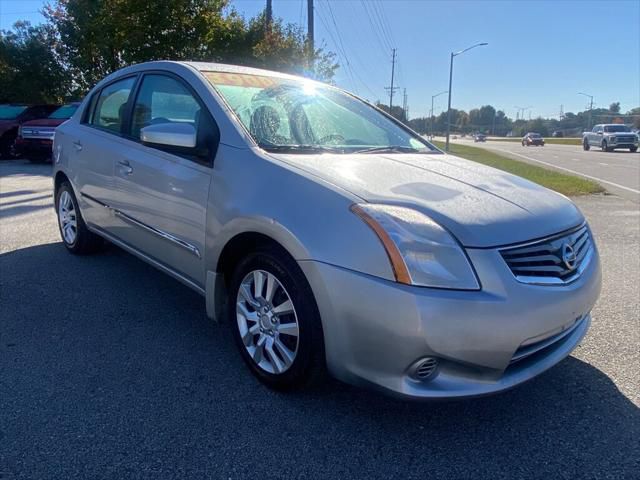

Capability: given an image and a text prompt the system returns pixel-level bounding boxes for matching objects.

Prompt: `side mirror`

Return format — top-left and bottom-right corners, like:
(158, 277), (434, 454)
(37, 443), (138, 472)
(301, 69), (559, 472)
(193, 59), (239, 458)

(597, 131), (603, 135)
(140, 122), (197, 148)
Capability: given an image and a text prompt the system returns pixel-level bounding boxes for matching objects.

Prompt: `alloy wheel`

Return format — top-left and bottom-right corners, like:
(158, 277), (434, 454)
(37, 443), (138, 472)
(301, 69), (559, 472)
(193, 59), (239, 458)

(236, 270), (300, 374)
(58, 191), (77, 245)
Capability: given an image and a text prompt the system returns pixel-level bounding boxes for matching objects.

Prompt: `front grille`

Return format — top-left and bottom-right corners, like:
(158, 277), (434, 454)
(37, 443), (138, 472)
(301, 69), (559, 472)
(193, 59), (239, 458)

(21, 128), (55, 140)
(614, 135), (637, 144)
(500, 224), (593, 285)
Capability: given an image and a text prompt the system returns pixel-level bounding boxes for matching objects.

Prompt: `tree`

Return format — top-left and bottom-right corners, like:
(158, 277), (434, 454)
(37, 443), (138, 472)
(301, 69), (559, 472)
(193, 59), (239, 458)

(0, 21), (69, 103)
(42, 0), (337, 94)
(242, 14), (337, 81)
(627, 108), (640, 129)
(376, 103), (407, 123)
(609, 102), (621, 114)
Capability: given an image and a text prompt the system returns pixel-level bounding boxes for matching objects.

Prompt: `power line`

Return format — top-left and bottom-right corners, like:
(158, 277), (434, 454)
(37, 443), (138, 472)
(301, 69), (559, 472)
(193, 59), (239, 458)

(317, 1), (376, 98)
(314, 6), (356, 91)
(359, 0), (390, 53)
(371, 1), (395, 51)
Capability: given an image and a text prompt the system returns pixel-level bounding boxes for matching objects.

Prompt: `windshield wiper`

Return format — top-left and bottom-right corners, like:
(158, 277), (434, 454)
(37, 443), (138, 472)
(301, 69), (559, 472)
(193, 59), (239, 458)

(259, 144), (344, 154)
(353, 145), (433, 154)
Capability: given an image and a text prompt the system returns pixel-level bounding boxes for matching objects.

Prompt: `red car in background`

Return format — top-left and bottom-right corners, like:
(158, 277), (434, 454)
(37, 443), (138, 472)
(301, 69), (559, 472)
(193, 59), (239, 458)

(15, 103), (80, 162)
(0, 104), (58, 159)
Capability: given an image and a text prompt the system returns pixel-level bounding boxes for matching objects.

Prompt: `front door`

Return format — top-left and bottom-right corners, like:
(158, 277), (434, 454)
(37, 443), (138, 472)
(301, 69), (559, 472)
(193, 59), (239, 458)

(110, 73), (217, 288)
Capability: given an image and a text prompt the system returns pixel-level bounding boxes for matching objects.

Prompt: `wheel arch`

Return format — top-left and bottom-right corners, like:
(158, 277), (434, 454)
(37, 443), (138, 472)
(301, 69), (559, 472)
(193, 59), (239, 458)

(205, 219), (312, 323)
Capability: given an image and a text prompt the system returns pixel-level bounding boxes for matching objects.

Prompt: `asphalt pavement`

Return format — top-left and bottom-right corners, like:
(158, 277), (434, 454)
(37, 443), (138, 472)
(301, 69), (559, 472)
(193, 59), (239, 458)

(1, 160), (639, 479)
(451, 137), (640, 203)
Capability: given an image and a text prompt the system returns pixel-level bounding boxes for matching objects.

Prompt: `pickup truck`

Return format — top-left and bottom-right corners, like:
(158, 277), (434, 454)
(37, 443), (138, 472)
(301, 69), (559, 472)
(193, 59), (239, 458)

(582, 124), (638, 152)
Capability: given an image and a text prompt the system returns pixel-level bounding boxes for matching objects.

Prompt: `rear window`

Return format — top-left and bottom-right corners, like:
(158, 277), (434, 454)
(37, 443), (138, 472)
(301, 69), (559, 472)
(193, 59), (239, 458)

(0, 105), (27, 120)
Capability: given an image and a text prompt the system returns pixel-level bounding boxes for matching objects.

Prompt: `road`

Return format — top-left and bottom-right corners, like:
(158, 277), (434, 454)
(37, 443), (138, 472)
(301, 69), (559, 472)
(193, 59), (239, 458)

(1, 160), (639, 479)
(452, 138), (640, 203)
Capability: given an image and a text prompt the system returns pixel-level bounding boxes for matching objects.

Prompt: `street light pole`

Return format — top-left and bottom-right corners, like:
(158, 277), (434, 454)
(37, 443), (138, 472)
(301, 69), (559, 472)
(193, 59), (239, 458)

(430, 90), (448, 139)
(445, 42), (488, 151)
(578, 92), (594, 130)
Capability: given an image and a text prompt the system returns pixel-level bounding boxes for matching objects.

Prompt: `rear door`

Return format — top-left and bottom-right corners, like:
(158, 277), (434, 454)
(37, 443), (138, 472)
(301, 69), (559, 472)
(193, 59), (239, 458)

(70, 76), (138, 231)
(110, 72), (218, 288)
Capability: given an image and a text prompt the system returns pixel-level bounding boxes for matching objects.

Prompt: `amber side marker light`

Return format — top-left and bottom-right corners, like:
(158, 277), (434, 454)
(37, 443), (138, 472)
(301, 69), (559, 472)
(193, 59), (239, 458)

(350, 204), (412, 285)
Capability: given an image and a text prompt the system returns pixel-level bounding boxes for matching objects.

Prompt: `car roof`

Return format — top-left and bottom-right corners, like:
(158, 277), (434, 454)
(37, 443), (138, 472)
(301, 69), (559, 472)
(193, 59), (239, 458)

(184, 61), (309, 82)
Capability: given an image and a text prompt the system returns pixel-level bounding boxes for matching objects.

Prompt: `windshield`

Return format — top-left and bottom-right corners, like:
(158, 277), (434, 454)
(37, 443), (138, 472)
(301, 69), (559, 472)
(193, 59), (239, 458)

(204, 71), (438, 154)
(604, 125), (631, 133)
(48, 104), (78, 119)
(529, 133), (541, 138)
(0, 105), (28, 120)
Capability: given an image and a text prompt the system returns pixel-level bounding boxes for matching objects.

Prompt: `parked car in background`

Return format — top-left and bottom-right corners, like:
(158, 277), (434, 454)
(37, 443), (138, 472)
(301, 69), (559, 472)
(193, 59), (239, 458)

(473, 133), (487, 142)
(53, 61), (601, 400)
(583, 124), (638, 152)
(552, 131), (564, 138)
(0, 104), (58, 158)
(15, 103), (80, 162)
(522, 132), (545, 146)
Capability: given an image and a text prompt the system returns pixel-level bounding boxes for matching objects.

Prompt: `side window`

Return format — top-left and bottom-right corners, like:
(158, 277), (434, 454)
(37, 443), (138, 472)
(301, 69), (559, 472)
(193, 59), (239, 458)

(90, 77), (136, 133)
(130, 74), (201, 140)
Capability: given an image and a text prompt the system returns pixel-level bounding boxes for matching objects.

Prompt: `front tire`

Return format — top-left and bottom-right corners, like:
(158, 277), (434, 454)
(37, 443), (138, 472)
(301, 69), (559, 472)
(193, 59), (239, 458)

(583, 139), (590, 151)
(631, 146), (637, 153)
(55, 182), (103, 254)
(228, 247), (325, 390)
(602, 140), (611, 152)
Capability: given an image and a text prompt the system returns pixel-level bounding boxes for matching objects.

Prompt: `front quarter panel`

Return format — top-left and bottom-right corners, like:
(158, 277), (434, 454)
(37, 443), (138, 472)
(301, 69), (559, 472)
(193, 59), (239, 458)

(205, 145), (396, 282)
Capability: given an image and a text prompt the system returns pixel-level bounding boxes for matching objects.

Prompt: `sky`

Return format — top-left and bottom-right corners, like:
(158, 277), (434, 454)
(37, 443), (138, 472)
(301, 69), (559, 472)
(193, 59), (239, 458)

(1, 0), (639, 119)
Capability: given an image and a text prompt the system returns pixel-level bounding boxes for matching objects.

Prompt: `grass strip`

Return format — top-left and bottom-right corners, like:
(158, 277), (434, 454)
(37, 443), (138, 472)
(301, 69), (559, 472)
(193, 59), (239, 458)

(432, 141), (604, 196)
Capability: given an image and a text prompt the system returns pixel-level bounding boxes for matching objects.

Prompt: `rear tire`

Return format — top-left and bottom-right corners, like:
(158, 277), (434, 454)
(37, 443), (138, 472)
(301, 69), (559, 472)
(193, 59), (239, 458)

(55, 182), (103, 254)
(228, 246), (326, 391)
(631, 147), (637, 153)
(583, 139), (590, 151)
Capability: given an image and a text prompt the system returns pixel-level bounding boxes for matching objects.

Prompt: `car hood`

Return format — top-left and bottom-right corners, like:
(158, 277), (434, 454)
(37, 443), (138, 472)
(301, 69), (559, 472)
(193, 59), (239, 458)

(20, 118), (67, 127)
(276, 152), (584, 248)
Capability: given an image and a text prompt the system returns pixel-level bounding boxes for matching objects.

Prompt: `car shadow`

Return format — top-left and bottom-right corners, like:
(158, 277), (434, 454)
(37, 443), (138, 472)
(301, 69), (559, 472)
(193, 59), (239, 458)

(1, 242), (638, 478)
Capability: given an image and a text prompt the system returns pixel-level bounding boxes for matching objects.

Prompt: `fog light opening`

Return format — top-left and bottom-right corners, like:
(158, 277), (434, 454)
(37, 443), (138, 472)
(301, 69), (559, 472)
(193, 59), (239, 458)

(409, 357), (439, 382)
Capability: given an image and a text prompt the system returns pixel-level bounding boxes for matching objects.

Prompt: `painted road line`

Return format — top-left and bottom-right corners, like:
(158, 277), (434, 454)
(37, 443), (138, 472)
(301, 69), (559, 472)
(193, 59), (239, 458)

(489, 147), (640, 195)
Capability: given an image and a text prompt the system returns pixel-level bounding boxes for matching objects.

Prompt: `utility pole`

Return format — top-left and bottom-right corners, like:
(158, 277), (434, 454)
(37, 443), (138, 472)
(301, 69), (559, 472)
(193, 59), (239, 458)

(578, 92), (594, 130)
(266, 0), (272, 30)
(307, 0), (314, 68)
(385, 48), (398, 113)
(402, 88), (408, 121)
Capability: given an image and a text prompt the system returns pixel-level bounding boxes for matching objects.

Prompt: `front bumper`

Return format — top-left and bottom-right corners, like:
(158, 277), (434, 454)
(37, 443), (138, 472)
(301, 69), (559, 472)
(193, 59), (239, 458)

(299, 244), (601, 400)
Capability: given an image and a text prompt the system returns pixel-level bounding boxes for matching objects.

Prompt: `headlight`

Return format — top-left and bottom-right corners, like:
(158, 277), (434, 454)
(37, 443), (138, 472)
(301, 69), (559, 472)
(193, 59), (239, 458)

(351, 204), (480, 290)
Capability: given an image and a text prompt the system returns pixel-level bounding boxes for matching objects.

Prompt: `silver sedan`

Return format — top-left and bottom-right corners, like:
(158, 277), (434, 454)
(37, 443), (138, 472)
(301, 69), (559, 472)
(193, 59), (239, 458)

(52, 61), (601, 399)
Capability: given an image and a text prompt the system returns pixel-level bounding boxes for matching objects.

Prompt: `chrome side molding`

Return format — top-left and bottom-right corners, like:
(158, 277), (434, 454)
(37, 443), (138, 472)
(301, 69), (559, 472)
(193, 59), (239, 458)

(81, 192), (201, 259)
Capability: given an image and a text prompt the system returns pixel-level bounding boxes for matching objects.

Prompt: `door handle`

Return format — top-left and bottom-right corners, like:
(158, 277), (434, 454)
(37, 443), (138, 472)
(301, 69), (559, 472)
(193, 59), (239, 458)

(72, 141), (82, 151)
(117, 160), (133, 175)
